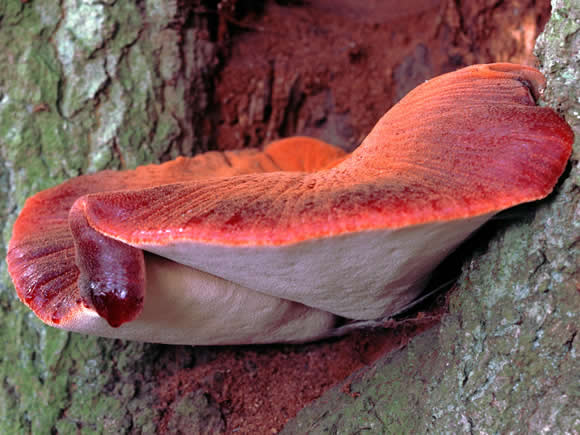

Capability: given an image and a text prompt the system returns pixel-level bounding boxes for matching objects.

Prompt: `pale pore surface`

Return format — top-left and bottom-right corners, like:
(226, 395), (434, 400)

(139, 213), (493, 320)
(62, 254), (336, 345)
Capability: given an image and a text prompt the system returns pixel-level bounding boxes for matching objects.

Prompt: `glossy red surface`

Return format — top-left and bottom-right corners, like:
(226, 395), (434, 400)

(6, 64), (573, 328)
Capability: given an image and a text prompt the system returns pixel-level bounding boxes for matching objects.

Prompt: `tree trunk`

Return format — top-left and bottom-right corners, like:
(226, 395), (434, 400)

(0, 0), (576, 433)
(0, 1), (226, 432)
(284, 0), (580, 432)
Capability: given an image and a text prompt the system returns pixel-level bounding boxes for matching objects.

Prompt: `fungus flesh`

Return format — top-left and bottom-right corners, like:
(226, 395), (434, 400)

(7, 64), (573, 345)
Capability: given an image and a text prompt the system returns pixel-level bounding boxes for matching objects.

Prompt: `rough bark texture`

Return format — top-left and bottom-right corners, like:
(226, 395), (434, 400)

(0, 0), (576, 433)
(283, 0), (580, 432)
(0, 1), (225, 433)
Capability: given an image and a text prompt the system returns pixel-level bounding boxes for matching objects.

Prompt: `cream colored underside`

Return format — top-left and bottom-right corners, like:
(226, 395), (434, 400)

(141, 213), (493, 320)
(62, 256), (336, 345)
(62, 213), (492, 345)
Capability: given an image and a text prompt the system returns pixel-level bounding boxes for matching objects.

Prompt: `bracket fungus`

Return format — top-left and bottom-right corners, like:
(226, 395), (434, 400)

(7, 63), (573, 345)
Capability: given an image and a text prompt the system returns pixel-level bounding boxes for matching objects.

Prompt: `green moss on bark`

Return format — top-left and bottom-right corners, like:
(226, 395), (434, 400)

(282, 1), (579, 432)
(1, 0), (577, 433)
(0, 0), (220, 432)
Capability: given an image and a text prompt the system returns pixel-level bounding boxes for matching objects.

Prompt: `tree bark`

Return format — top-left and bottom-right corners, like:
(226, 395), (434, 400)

(0, 0), (576, 433)
(284, 0), (580, 432)
(0, 1), (226, 432)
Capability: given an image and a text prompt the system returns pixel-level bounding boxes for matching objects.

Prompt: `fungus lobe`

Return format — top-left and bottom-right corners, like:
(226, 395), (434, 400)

(6, 63), (573, 345)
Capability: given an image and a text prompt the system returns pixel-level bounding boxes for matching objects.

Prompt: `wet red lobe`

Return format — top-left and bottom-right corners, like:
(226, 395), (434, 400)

(69, 199), (145, 327)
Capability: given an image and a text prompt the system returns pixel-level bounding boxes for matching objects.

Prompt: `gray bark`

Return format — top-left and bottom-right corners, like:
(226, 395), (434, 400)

(283, 0), (580, 432)
(0, 0), (577, 433)
(0, 1), (225, 432)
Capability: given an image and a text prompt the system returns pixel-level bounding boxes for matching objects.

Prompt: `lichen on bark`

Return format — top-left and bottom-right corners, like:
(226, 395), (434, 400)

(282, 1), (579, 432)
(0, 0), (221, 432)
(1, 0), (577, 433)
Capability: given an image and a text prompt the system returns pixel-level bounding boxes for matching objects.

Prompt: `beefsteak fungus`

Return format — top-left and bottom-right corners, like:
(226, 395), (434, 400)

(7, 64), (573, 345)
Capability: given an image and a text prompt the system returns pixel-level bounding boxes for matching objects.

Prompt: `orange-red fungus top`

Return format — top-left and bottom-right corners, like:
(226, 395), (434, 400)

(6, 64), (574, 328)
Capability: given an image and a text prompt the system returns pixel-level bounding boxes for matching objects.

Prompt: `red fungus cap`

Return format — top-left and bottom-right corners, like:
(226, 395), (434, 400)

(6, 64), (573, 345)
